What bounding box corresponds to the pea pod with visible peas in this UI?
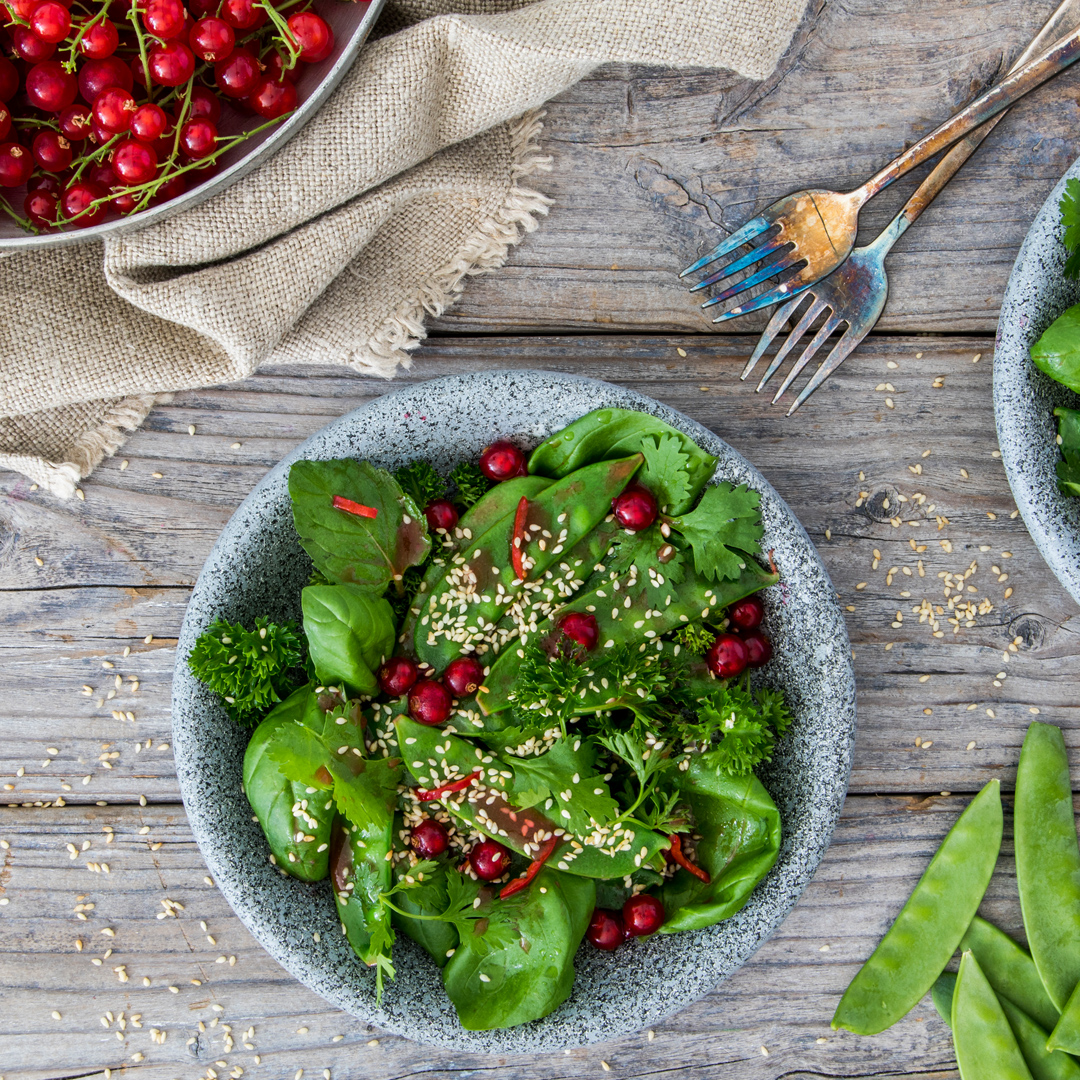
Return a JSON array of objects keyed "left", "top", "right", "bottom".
[
  {"left": 1015, "top": 723, "right": 1080, "bottom": 1014},
  {"left": 831, "top": 780, "right": 1003, "bottom": 1035}
]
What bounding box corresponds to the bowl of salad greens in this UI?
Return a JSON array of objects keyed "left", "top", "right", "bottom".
[
  {"left": 995, "top": 158, "right": 1080, "bottom": 604},
  {"left": 172, "top": 371, "right": 856, "bottom": 1052}
]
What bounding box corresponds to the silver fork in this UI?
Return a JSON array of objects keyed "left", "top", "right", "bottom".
[
  {"left": 742, "top": 0, "right": 1080, "bottom": 415},
  {"left": 679, "top": 13, "right": 1080, "bottom": 326}
]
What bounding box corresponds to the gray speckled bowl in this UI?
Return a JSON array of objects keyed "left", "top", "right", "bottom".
[
  {"left": 995, "top": 156, "right": 1080, "bottom": 605},
  {"left": 172, "top": 372, "right": 856, "bottom": 1053}
]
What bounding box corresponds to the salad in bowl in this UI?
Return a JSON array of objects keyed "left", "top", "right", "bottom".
[{"left": 188, "top": 407, "right": 792, "bottom": 1031}]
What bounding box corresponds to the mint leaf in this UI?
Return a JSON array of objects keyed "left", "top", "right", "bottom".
[
  {"left": 289, "top": 459, "right": 431, "bottom": 593},
  {"left": 669, "top": 482, "right": 763, "bottom": 582},
  {"left": 640, "top": 433, "right": 692, "bottom": 516}
]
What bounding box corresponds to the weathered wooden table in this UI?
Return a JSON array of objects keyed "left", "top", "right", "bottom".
[{"left": 4, "top": 2, "right": 1080, "bottom": 1076}]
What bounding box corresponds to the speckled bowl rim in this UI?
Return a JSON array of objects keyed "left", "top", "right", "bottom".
[
  {"left": 994, "top": 155, "right": 1080, "bottom": 605},
  {"left": 172, "top": 371, "right": 856, "bottom": 1053}
]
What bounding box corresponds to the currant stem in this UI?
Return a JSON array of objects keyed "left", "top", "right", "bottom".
[
  {"left": 0, "top": 194, "right": 35, "bottom": 231},
  {"left": 127, "top": 5, "right": 155, "bottom": 102},
  {"left": 62, "top": 0, "right": 111, "bottom": 74}
]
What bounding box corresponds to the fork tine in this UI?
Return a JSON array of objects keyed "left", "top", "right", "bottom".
[
  {"left": 753, "top": 296, "right": 825, "bottom": 391},
  {"left": 711, "top": 274, "right": 811, "bottom": 324},
  {"left": 741, "top": 293, "right": 805, "bottom": 381},
  {"left": 700, "top": 250, "right": 797, "bottom": 309},
  {"left": 680, "top": 215, "right": 771, "bottom": 278},
  {"left": 689, "top": 230, "right": 786, "bottom": 292},
  {"left": 786, "top": 323, "right": 868, "bottom": 415},
  {"left": 771, "top": 313, "right": 844, "bottom": 403}
]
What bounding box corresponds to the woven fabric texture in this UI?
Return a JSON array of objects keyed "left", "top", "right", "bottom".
[{"left": 0, "top": 0, "right": 806, "bottom": 495}]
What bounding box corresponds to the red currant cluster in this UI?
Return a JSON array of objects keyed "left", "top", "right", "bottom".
[{"left": 0, "top": 0, "right": 334, "bottom": 231}]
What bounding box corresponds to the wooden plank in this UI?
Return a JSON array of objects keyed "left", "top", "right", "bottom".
[
  {"left": 428, "top": 0, "right": 1080, "bottom": 336},
  {"left": 0, "top": 796, "right": 989, "bottom": 1080}
]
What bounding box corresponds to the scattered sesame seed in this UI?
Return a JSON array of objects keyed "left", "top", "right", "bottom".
[
  {"left": 601, "top": 1062, "right": 611, "bottom": 1072},
  {"left": 676, "top": 347, "right": 687, "bottom": 357},
  {"left": 188, "top": 424, "right": 196, "bottom": 436},
  {"left": 367, "top": 1039, "right": 380, "bottom": 1047}
]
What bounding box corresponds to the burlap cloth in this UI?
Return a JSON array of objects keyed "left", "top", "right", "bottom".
[{"left": 0, "top": 0, "right": 806, "bottom": 496}]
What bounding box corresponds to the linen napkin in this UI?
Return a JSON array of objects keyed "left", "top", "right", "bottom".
[{"left": 0, "top": 0, "right": 807, "bottom": 496}]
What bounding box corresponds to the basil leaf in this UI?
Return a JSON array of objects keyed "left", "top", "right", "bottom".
[
  {"left": 289, "top": 458, "right": 431, "bottom": 592},
  {"left": 1031, "top": 304, "right": 1080, "bottom": 394},
  {"left": 301, "top": 584, "right": 394, "bottom": 696}
]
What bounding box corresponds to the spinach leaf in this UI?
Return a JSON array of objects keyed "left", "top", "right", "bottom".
[
  {"left": 241, "top": 686, "right": 365, "bottom": 881},
  {"left": 595, "top": 868, "right": 664, "bottom": 910},
  {"left": 1031, "top": 304, "right": 1080, "bottom": 394},
  {"left": 1055, "top": 407, "right": 1080, "bottom": 497},
  {"left": 1060, "top": 177, "right": 1080, "bottom": 279},
  {"left": 301, "top": 584, "right": 395, "bottom": 696},
  {"left": 660, "top": 756, "right": 781, "bottom": 933},
  {"left": 442, "top": 867, "right": 595, "bottom": 1030},
  {"left": 289, "top": 458, "right": 431, "bottom": 593},
  {"left": 387, "top": 855, "right": 459, "bottom": 967}
]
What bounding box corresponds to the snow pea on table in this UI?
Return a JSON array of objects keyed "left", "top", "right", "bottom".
[
  {"left": 952, "top": 951, "right": 1035, "bottom": 1080},
  {"left": 831, "top": 780, "right": 1003, "bottom": 1035}
]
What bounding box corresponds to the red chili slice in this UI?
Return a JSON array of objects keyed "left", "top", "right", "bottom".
[
  {"left": 510, "top": 495, "right": 529, "bottom": 581},
  {"left": 500, "top": 833, "right": 559, "bottom": 899},
  {"left": 332, "top": 495, "right": 378, "bottom": 519},
  {"left": 414, "top": 770, "right": 481, "bottom": 802},
  {"left": 668, "top": 833, "right": 710, "bottom": 883}
]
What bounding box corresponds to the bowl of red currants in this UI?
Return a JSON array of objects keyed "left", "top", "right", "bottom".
[{"left": 0, "top": 0, "right": 385, "bottom": 247}]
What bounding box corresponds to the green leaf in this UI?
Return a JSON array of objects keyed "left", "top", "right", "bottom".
[
  {"left": 265, "top": 720, "right": 334, "bottom": 787},
  {"left": 1062, "top": 177, "right": 1080, "bottom": 256},
  {"left": 188, "top": 617, "right": 305, "bottom": 726},
  {"left": 670, "top": 623, "right": 715, "bottom": 656},
  {"left": 448, "top": 461, "right": 494, "bottom": 511},
  {"left": 288, "top": 458, "right": 431, "bottom": 593},
  {"left": 393, "top": 460, "right": 446, "bottom": 510},
  {"left": 669, "top": 482, "right": 764, "bottom": 582},
  {"left": 596, "top": 728, "right": 676, "bottom": 788},
  {"left": 1031, "top": 304, "right": 1080, "bottom": 395},
  {"left": 676, "top": 681, "right": 791, "bottom": 773},
  {"left": 1056, "top": 406, "right": 1080, "bottom": 454},
  {"left": 603, "top": 525, "right": 687, "bottom": 599},
  {"left": 330, "top": 756, "right": 401, "bottom": 833},
  {"left": 301, "top": 584, "right": 395, "bottom": 695},
  {"left": 640, "top": 433, "right": 692, "bottom": 516}
]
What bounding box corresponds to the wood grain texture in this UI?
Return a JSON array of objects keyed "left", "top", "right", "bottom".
[
  {"left": 0, "top": 796, "right": 1011, "bottom": 1080},
  {"left": 429, "top": 0, "right": 1080, "bottom": 336}
]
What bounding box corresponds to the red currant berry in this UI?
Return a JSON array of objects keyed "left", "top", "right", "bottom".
[
  {"left": 410, "top": 818, "right": 449, "bottom": 859},
  {"left": 3, "top": 0, "right": 36, "bottom": 18},
  {"left": 131, "top": 55, "right": 149, "bottom": 88},
  {"left": 559, "top": 611, "right": 598, "bottom": 651},
  {"left": 88, "top": 161, "right": 116, "bottom": 188},
  {"left": 0, "top": 102, "right": 9, "bottom": 142},
  {"left": 57, "top": 103, "right": 92, "bottom": 141},
  {"left": 220, "top": 0, "right": 264, "bottom": 30},
  {"left": 13, "top": 25, "right": 56, "bottom": 62},
  {"left": 0, "top": 142, "right": 32, "bottom": 187},
  {"left": 30, "top": 0, "right": 70, "bottom": 43},
  {"left": 93, "top": 86, "right": 135, "bottom": 133},
  {"left": 129, "top": 102, "right": 167, "bottom": 142},
  {"left": 61, "top": 179, "right": 106, "bottom": 226},
  {"left": 623, "top": 894, "right": 664, "bottom": 936},
  {"left": 189, "top": 16, "right": 234, "bottom": 62},
  {"left": 182, "top": 83, "right": 221, "bottom": 122},
  {"left": 28, "top": 173, "right": 60, "bottom": 195},
  {"left": 478, "top": 440, "right": 527, "bottom": 481},
  {"left": 408, "top": 678, "right": 452, "bottom": 726},
  {"left": 79, "top": 19, "right": 119, "bottom": 59},
  {"left": 424, "top": 498, "right": 458, "bottom": 533},
  {"left": 612, "top": 485, "right": 658, "bottom": 531},
  {"left": 740, "top": 631, "right": 772, "bottom": 668},
  {"left": 468, "top": 838, "right": 511, "bottom": 881},
  {"left": 178, "top": 117, "right": 216, "bottom": 159},
  {"left": 25, "top": 61, "right": 76, "bottom": 111},
  {"left": 111, "top": 137, "right": 157, "bottom": 184},
  {"left": 263, "top": 49, "right": 300, "bottom": 83},
  {"left": 148, "top": 40, "right": 194, "bottom": 86},
  {"left": 79, "top": 57, "right": 132, "bottom": 104},
  {"left": 287, "top": 11, "right": 333, "bottom": 62},
  {"left": 32, "top": 129, "right": 72, "bottom": 171},
  {"left": 586, "top": 908, "right": 625, "bottom": 951},
  {"left": 442, "top": 656, "right": 484, "bottom": 698},
  {"left": 214, "top": 46, "right": 259, "bottom": 98},
  {"left": 705, "top": 633, "right": 748, "bottom": 679},
  {"left": 247, "top": 75, "right": 296, "bottom": 120},
  {"left": 150, "top": 171, "right": 185, "bottom": 204},
  {"left": 143, "top": 0, "right": 185, "bottom": 39},
  {"left": 188, "top": 0, "right": 214, "bottom": 16},
  {"left": 728, "top": 594, "right": 764, "bottom": 632},
  {"left": 89, "top": 121, "right": 113, "bottom": 145},
  {"left": 24, "top": 187, "right": 57, "bottom": 226},
  {"left": 0, "top": 57, "right": 18, "bottom": 101},
  {"left": 377, "top": 656, "right": 418, "bottom": 698},
  {"left": 111, "top": 190, "right": 137, "bottom": 213}
]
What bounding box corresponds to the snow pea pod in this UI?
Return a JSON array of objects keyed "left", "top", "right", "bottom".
[
  {"left": 961, "top": 915, "right": 1060, "bottom": 1032},
  {"left": 953, "top": 951, "right": 1035, "bottom": 1080},
  {"left": 1015, "top": 722, "right": 1080, "bottom": 1012},
  {"left": 831, "top": 780, "right": 1003, "bottom": 1035}
]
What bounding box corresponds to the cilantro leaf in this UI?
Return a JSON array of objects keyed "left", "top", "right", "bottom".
[
  {"left": 288, "top": 458, "right": 431, "bottom": 594},
  {"left": 188, "top": 617, "right": 306, "bottom": 726},
  {"left": 596, "top": 729, "right": 676, "bottom": 788},
  {"left": 1062, "top": 177, "right": 1080, "bottom": 277},
  {"left": 330, "top": 757, "right": 401, "bottom": 833},
  {"left": 669, "top": 482, "right": 764, "bottom": 582},
  {"left": 264, "top": 720, "right": 334, "bottom": 787},
  {"left": 640, "top": 433, "right": 692, "bottom": 516},
  {"left": 393, "top": 460, "right": 446, "bottom": 509},
  {"left": 603, "top": 525, "right": 687, "bottom": 598}
]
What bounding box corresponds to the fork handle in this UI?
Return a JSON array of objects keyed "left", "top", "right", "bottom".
[
  {"left": 860, "top": 22, "right": 1080, "bottom": 202},
  {"left": 878, "top": 0, "right": 1080, "bottom": 241}
]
